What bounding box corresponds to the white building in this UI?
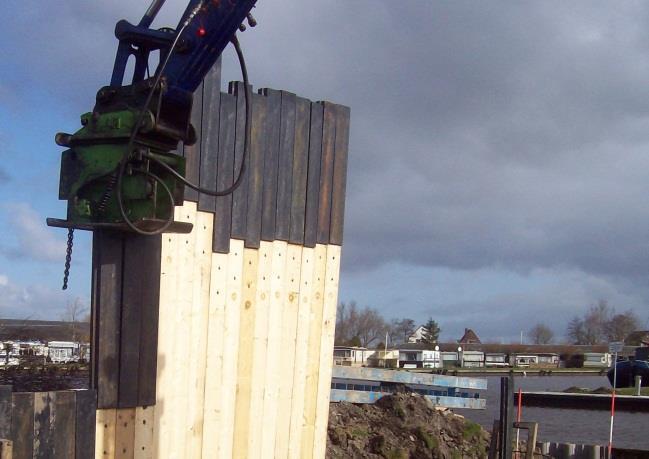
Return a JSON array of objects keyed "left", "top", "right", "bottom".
[
  {"left": 582, "top": 352, "right": 612, "bottom": 368},
  {"left": 484, "top": 353, "right": 508, "bottom": 367},
  {"left": 333, "top": 346, "right": 373, "bottom": 367},
  {"left": 47, "top": 341, "right": 79, "bottom": 364},
  {"left": 407, "top": 326, "right": 428, "bottom": 343},
  {"left": 422, "top": 349, "right": 442, "bottom": 369},
  {"left": 461, "top": 350, "right": 484, "bottom": 368}
]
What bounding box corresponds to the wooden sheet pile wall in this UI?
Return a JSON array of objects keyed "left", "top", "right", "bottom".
[
  {"left": 0, "top": 386, "right": 96, "bottom": 458},
  {"left": 93, "top": 65, "right": 350, "bottom": 459},
  {"left": 149, "top": 76, "right": 349, "bottom": 458},
  {"left": 183, "top": 76, "right": 350, "bottom": 251}
]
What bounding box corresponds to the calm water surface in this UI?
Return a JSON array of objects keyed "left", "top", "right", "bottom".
[{"left": 456, "top": 375, "right": 649, "bottom": 450}]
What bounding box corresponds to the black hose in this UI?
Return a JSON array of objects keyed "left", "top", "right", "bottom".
[
  {"left": 146, "top": 34, "right": 250, "bottom": 197},
  {"left": 112, "top": 11, "right": 250, "bottom": 234}
]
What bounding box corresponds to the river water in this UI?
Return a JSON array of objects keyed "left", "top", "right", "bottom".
[{"left": 455, "top": 375, "right": 649, "bottom": 450}]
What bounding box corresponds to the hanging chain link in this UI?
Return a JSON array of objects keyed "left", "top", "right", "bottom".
[{"left": 62, "top": 228, "right": 74, "bottom": 290}]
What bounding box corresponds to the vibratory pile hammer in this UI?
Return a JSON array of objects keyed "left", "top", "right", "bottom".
[{"left": 47, "top": 0, "right": 258, "bottom": 287}]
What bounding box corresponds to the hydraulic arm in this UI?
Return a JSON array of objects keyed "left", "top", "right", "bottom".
[
  {"left": 47, "top": 0, "right": 257, "bottom": 236},
  {"left": 47, "top": 0, "right": 257, "bottom": 288}
]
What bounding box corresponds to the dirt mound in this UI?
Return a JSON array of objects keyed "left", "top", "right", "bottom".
[{"left": 327, "top": 393, "right": 490, "bottom": 459}]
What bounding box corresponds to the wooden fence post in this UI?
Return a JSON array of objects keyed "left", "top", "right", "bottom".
[{"left": 498, "top": 376, "right": 514, "bottom": 459}]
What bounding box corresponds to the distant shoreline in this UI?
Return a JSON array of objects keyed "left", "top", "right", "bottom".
[{"left": 408, "top": 367, "right": 608, "bottom": 377}]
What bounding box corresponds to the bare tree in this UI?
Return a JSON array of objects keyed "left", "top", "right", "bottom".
[
  {"left": 335, "top": 301, "right": 357, "bottom": 345},
  {"left": 567, "top": 317, "right": 586, "bottom": 345},
  {"left": 583, "top": 300, "right": 612, "bottom": 343},
  {"left": 605, "top": 311, "right": 640, "bottom": 342},
  {"left": 390, "top": 318, "right": 416, "bottom": 344},
  {"left": 60, "top": 298, "right": 89, "bottom": 343},
  {"left": 529, "top": 323, "right": 554, "bottom": 344},
  {"left": 567, "top": 300, "right": 639, "bottom": 344},
  {"left": 335, "top": 301, "right": 388, "bottom": 347},
  {"left": 356, "top": 309, "right": 388, "bottom": 348}
]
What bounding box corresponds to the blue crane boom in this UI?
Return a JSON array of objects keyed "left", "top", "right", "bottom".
[{"left": 110, "top": 0, "right": 257, "bottom": 91}]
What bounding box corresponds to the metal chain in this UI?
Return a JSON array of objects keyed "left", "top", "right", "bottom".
[{"left": 62, "top": 228, "right": 74, "bottom": 290}]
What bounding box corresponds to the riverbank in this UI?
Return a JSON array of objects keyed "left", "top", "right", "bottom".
[
  {"left": 411, "top": 367, "right": 608, "bottom": 377},
  {"left": 564, "top": 385, "right": 649, "bottom": 396},
  {"left": 0, "top": 364, "right": 89, "bottom": 391}
]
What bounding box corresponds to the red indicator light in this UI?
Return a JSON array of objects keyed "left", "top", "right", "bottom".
[{"left": 197, "top": 27, "right": 207, "bottom": 37}]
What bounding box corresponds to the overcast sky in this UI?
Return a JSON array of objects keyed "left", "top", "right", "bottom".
[{"left": 1, "top": 1, "right": 648, "bottom": 341}]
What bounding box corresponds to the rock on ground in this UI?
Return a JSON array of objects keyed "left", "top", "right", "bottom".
[{"left": 326, "top": 393, "right": 490, "bottom": 459}]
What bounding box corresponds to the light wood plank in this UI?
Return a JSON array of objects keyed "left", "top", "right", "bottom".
[
  {"left": 260, "top": 240, "right": 288, "bottom": 455},
  {"left": 169, "top": 203, "right": 198, "bottom": 458},
  {"left": 288, "top": 247, "right": 315, "bottom": 458},
  {"left": 115, "top": 408, "right": 136, "bottom": 459},
  {"left": 232, "top": 248, "right": 260, "bottom": 457},
  {"left": 300, "top": 244, "right": 328, "bottom": 456},
  {"left": 201, "top": 251, "right": 229, "bottom": 457},
  {"left": 274, "top": 244, "right": 303, "bottom": 458},
  {"left": 312, "top": 245, "right": 341, "bottom": 459},
  {"left": 95, "top": 409, "right": 117, "bottom": 458},
  {"left": 218, "top": 239, "right": 244, "bottom": 459},
  {"left": 0, "top": 439, "right": 12, "bottom": 459},
  {"left": 246, "top": 241, "right": 273, "bottom": 458},
  {"left": 185, "top": 211, "right": 214, "bottom": 458},
  {"left": 134, "top": 406, "right": 154, "bottom": 459},
  {"left": 153, "top": 205, "right": 186, "bottom": 457}
]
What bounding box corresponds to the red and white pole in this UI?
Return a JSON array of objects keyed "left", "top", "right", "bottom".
[{"left": 515, "top": 388, "right": 522, "bottom": 458}]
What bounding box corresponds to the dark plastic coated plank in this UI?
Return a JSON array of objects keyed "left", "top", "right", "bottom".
[
  {"left": 75, "top": 390, "right": 97, "bottom": 459},
  {"left": 33, "top": 392, "right": 53, "bottom": 458},
  {"left": 198, "top": 60, "right": 222, "bottom": 212},
  {"left": 135, "top": 235, "right": 162, "bottom": 406},
  {"left": 120, "top": 235, "right": 162, "bottom": 407},
  {"left": 329, "top": 104, "right": 350, "bottom": 245},
  {"left": 92, "top": 231, "right": 123, "bottom": 409},
  {"left": 52, "top": 391, "right": 76, "bottom": 458},
  {"left": 0, "top": 386, "right": 11, "bottom": 439},
  {"left": 288, "top": 97, "right": 311, "bottom": 244},
  {"left": 316, "top": 102, "right": 336, "bottom": 244},
  {"left": 230, "top": 81, "right": 249, "bottom": 240},
  {"left": 118, "top": 237, "right": 141, "bottom": 408},
  {"left": 244, "top": 92, "right": 267, "bottom": 249},
  {"left": 259, "top": 88, "right": 281, "bottom": 242},
  {"left": 213, "top": 93, "right": 237, "bottom": 253},
  {"left": 11, "top": 392, "right": 34, "bottom": 459},
  {"left": 275, "top": 91, "right": 296, "bottom": 241},
  {"left": 184, "top": 79, "right": 203, "bottom": 202},
  {"left": 90, "top": 236, "right": 99, "bottom": 400},
  {"left": 304, "top": 102, "right": 324, "bottom": 248}
]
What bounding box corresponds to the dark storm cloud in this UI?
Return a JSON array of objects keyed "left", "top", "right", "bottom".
[{"left": 4, "top": 1, "right": 649, "bottom": 285}]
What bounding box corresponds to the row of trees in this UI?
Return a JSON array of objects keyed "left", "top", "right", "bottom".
[
  {"left": 527, "top": 300, "right": 641, "bottom": 345},
  {"left": 336, "top": 299, "right": 642, "bottom": 348},
  {"left": 335, "top": 301, "right": 440, "bottom": 348},
  {"left": 566, "top": 300, "right": 640, "bottom": 345}
]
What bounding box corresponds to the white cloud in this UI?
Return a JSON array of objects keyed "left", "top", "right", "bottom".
[
  {"left": 2, "top": 203, "right": 65, "bottom": 263},
  {"left": 0, "top": 273, "right": 76, "bottom": 320}
]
